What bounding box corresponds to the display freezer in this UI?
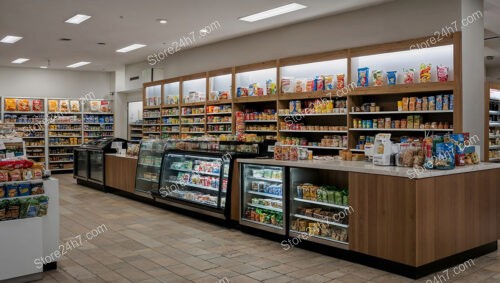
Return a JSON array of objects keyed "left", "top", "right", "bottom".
[
  {"left": 288, "top": 167, "right": 349, "bottom": 249},
  {"left": 239, "top": 163, "right": 286, "bottom": 235},
  {"left": 156, "top": 150, "right": 233, "bottom": 219},
  {"left": 134, "top": 140, "right": 166, "bottom": 195}
]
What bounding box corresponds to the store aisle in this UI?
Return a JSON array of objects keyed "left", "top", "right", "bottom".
[{"left": 39, "top": 175, "right": 500, "bottom": 283}]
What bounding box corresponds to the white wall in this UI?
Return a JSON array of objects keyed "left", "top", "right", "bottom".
[
  {"left": 0, "top": 67, "right": 112, "bottom": 99},
  {"left": 150, "top": 0, "right": 460, "bottom": 78}
]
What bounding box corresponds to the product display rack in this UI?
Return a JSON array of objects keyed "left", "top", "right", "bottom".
[
  {"left": 180, "top": 73, "right": 207, "bottom": 139},
  {"left": 1, "top": 97, "right": 114, "bottom": 170},
  {"left": 162, "top": 78, "right": 181, "bottom": 139},
  {"left": 143, "top": 33, "right": 462, "bottom": 155},
  {"left": 207, "top": 68, "right": 234, "bottom": 135},
  {"left": 129, "top": 122, "right": 143, "bottom": 141},
  {"left": 487, "top": 83, "right": 500, "bottom": 162},
  {"left": 82, "top": 99, "right": 114, "bottom": 144}
]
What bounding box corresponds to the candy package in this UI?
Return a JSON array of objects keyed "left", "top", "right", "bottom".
[
  {"left": 437, "top": 65, "right": 449, "bottom": 82},
  {"left": 100, "top": 100, "right": 109, "bottom": 112},
  {"left": 436, "top": 95, "right": 443, "bottom": 110},
  {"left": 59, "top": 100, "right": 69, "bottom": 112},
  {"left": 90, "top": 101, "right": 100, "bottom": 112},
  {"left": 17, "top": 99, "right": 29, "bottom": 111},
  {"left": 403, "top": 68, "right": 415, "bottom": 84},
  {"left": 372, "top": 70, "right": 384, "bottom": 86},
  {"left": 5, "top": 98, "right": 17, "bottom": 111},
  {"left": 295, "top": 78, "right": 306, "bottom": 93},
  {"left": 419, "top": 63, "right": 432, "bottom": 83},
  {"left": 357, "top": 67, "right": 369, "bottom": 87},
  {"left": 48, "top": 99, "right": 58, "bottom": 112},
  {"left": 387, "top": 71, "right": 397, "bottom": 85},
  {"left": 324, "top": 75, "right": 334, "bottom": 90},
  {"left": 70, "top": 100, "right": 80, "bottom": 112},
  {"left": 281, "top": 77, "right": 293, "bottom": 93},
  {"left": 32, "top": 99, "right": 43, "bottom": 112},
  {"left": 336, "top": 74, "right": 345, "bottom": 89}
]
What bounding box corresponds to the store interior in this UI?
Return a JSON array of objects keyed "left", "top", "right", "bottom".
[{"left": 1, "top": 0, "right": 500, "bottom": 282}]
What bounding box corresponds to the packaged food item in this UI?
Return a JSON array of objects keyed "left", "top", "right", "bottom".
[
  {"left": 9, "top": 169, "right": 22, "bottom": 181},
  {"left": 372, "top": 70, "right": 384, "bottom": 86},
  {"left": 295, "top": 78, "right": 306, "bottom": 93},
  {"left": 409, "top": 97, "right": 416, "bottom": 111},
  {"left": 69, "top": 100, "right": 80, "bottom": 112},
  {"left": 434, "top": 142, "right": 455, "bottom": 170},
  {"left": 436, "top": 95, "right": 443, "bottom": 110},
  {"left": 443, "top": 95, "right": 449, "bottom": 110},
  {"left": 428, "top": 96, "right": 436, "bottom": 110},
  {"left": 18, "top": 183, "right": 30, "bottom": 196},
  {"left": 22, "top": 168, "right": 33, "bottom": 180},
  {"left": 451, "top": 134, "right": 465, "bottom": 166},
  {"left": 416, "top": 98, "right": 422, "bottom": 111},
  {"left": 26, "top": 198, "right": 39, "bottom": 218},
  {"left": 274, "top": 144, "right": 282, "bottom": 160},
  {"left": 0, "top": 185, "right": 4, "bottom": 198},
  {"left": 422, "top": 97, "right": 428, "bottom": 111},
  {"left": 59, "top": 100, "right": 69, "bottom": 112},
  {"left": 30, "top": 182, "right": 44, "bottom": 195},
  {"left": 19, "top": 199, "right": 29, "bottom": 219},
  {"left": 32, "top": 168, "right": 43, "bottom": 180},
  {"left": 336, "top": 74, "right": 345, "bottom": 89},
  {"left": 16, "top": 99, "right": 29, "bottom": 111},
  {"left": 90, "top": 100, "right": 100, "bottom": 112},
  {"left": 32, "top": 99, "right": 43, "bottom": 112},
  {"left": 402, "top": 97, "right": 409, "bottom": 111},
  {"left": 6, "top": 184, "right": 18, "bottom": 198},
  {"left": 419, "top": 63, "right": 432, "bottom": 83},
  {"left": 100, "top": 100, "right": 109, "bottom": 112},
  {"left": 290, "top": 146, "right": 298, "bottom": 161},
  {"left": 0, "top": 170, "right": 9, "bottom": 182},
  {"left": 414, "top": 115, "right": 421, "bottom": 129},
  {"left": 357, "top": 67, "right": 369, "bottom": 87},
  {"left": 403, "top": 68, "right": 415, "bottom": 84},
  {"left": 315, "top": 76, "right": 324, "bottom": 91},
  {"left": 266, "top": 80, "right": 276, "bottom": 95},
  {"left": 324, "top": 75, "right": 334, "bottom": 90},
  {"left": 48, "top": 99, "right": 58, "bottom": 112},
  {"left": 437, "top": 65, "right": 449, "bottom": 82},
  {"left": 449, "top": 94, "right": 454, "bottom": 110},
  {"left": 305, "top": 79, "right": 314, "bottom": 92},
  {"left": 281, "top": 77, "right": 293, "bottom": 93},
  {"left": 5, "top": 98, "right": 17, "bottom": 111},
  {"left": 397, "top": 101, "right": 403, "bottom": 111},
  {"left": 407, "top": 115, "right": 414, "bottom": 129},
  {"left": 6, "top": 199, "right": 20, "bottom": 219},
  {"left": 37, "top": 196, "right": 49, "bottom": 216},
  {"left": 387, "top": 71, "right": 397, "bottom": 85}
]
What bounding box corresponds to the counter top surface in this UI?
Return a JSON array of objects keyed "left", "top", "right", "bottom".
[
  {"left": 236, "top": 158, "right": 500, "bottom": 179},
  {"left": 105, "top": 153, "right": 138, "bottom": 160}
]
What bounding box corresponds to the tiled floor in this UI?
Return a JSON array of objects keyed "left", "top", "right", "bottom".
[{"left": 39, "top": 174, "right": 500, "bottom": 282}]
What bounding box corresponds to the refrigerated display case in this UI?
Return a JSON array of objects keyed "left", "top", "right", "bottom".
[
  {"left": 240, "top": 163, "right": 286, "bottom": 235},
  {"left": 135, "top": 140, "right": 166, "bottom": 195},
  {"left": 156, "top": 150, "right": 232, "bottom": 219},
  {"left": 288, "top": 167, "right": 349, "bottom": 249}
]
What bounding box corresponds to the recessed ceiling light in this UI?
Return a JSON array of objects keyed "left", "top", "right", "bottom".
[
  {"left": 40, "top": 66, "right": 48, "bottom": 69},
  {"left": 67, "top": 61, "right": 91, "bottom": 68},
  {"left": 65, "top": 14, "right": 91, "bottom": 24},
  {"left": 1, "top": 35, "right": 23, "bottom": 44},
  {"left": 97, "top": 42, "right": 106, "bottom": 45},
  {"left": 59, "top": 38, "right": 72, "bottom": 41},
  {"left": 11, "top": 58, "right": 29, "bottom": 64},
  {"left": 116, "top": 44, "right": 146, "bottom": 53},
  {"left": 238, "top": 3, "right": 307, "bottom": 22},
  {"left": 200, "top": 28, "right": 208, "bottom": 33},
  {"left": 157, "top": 19, "right": 167, "bottom": 24}
]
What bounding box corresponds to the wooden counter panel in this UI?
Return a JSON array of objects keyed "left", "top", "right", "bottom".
[
  {"left": 416, "top": 170, "right": 498, "bottom": 266},
  {"left": 105, "top": 155, "right": 137, "bottom": 193},
  {"left": 349, "top": 172, "right": 417, "bottom": 266}
]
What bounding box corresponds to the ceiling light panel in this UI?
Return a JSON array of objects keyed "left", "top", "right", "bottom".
[
  {"left": 239, "top": 3, "right": 307, "bottom": 22},
  {"left": 67, "top": 61, "right": 90, "bottom": 68},
  {"left": 65, "top": 14, "right": 91, "bottom": 24},
  {"left": 11, "top": 58, "right": 29, "bottom": 64},
  {"left": 1, "top": 35, "right": 23, "bottom": 44},
  {"left": 116, "top": 44, "right": 146, "bottom": 53}
]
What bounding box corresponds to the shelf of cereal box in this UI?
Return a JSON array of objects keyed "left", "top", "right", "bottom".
[{"left": 278, "top": 91, "right": 341, "bottom": 100}]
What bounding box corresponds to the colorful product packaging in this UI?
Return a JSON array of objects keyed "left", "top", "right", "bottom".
[
  {"left": 419, "top": 63, "right": 432, "bottom": 83},
  {"left": 437, "top": 65, "right": 449, "bottom": 82},
  {"left": 357, "top": 67, "right": 369, "bottom": 87},
  {"left": 315, "top": 76, "right": 324, "bottom": 91},
  {"left": 387, "top": 71, "right": 397, "bottom": 85},
  {"left": 443, "top": 95, "right": 449, "bottom": 110},
  {"left": 436, "top": 95, "right": 443, "bottom": 110},
  {"left": 403, "top": 68, "right": 415, "bottom": 84},
  {"left": 324, "top": 75, "right": 334, "bottom": 90},
  {"left": 372, "top": 70, "right": 384, "bottom": 86}
]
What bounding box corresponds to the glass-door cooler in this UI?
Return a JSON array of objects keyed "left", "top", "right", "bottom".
[
  {"left": 157, "top": 150, "right": 232, "bottom": 219},
  {"left": 135, "top": 140, "right": 166, "bottom": 196},
  {"left": 240, "top": 163, "right": 286, "bottom": 235}
]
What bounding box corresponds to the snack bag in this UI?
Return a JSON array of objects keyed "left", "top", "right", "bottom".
[
  {"left": 0, "top": 170, "right": 9, "bottom": 182},
  {"left": 22, "top": 168, "right": 33, "bottom": 180},
  {"left": 305, "top": 79, "right": 314, "bottom": 92},
  {"left": 436, "top": 95, "right": 443, "bottom": 110},
  {"left": 17, "top": 99, "right": 29, "bottom": 111},
  {"left": 451, "top": 134, "right": 465, "bottom": 166},
  {"left": 6, "top": 185, "right": 18, "bottom": 198},
  {"left": 32, "top": 99, "right": 43, "bottom": 112},
  {"left": 295, "top": 78, "right": 306, "bottom": 93},
  {"left": 59, "top": 100, "right": 69, "bottom": 112},
  {"left": 387, "top": 71, "right": 397, "bottom": 85},
  {"left": 419, "top": 63, "right": 432, "bottom": 83},
  {"left": 90, "top": 100, "right": 100, "bottom": 112},
  {"left": 48, "top": 99, "right": 58, "bottom": 112},
  {"left": 407, "top": 115, "right": 414, "bottom": 129},
  {"left": 437, "top": 65, "right": 449, "bottom": 82},
  {"left": 37, "top": 196, "right": 49, "bottom": 217},
  {"left": 434, "top": 142, "right": 455, "bottom": 170},
  {"left": 336, "top": 74, "right": 345, "bottom": 89},
  {"left": 100, "top": 100, "right": 109, "bottom": 112},
  {"left": 372, "top": 70, "right": 384, "bottom": 86},
  {"left": 18, "top": 183, "right": 30, "bottom": 196},
  {"left": 5, "top": 98, "right": 17, "bottom": 111},
  {"left": 6, "top": 199, "right": 20, "bottom": 219},
  {"left": 357, "top": 67, "right": 369, "bottom": 87},
  {"left": 30, "top": 182, "right": 44, "bottom": 195},
  {"left": 70, "top": 100, "right": 80, "bottom": 112},
  {"left": 403, "top": 68, "right": 415, "bottom": 84},
  {"left": 324, "top": 75, "right": 334, "bottom": 90},
  {"left": 281, "top": 77, "right": 293, "bottom": 93},
  {"left": 9, "top": 169, "right": 22, "bottom": 181},
  {"left": 26, "top": 198, "right": 39, "bottom": 218},
  {"left": 19, "top": 199, "right": 29, "bottom": 219}
]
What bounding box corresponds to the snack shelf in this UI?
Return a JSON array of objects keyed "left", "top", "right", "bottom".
[
  {"left": 51, "top": 123, "right": 82, "bottom": 125},
  {"left": 144, "top": 105, "right": 161, "bottom": 109},
  {"left": 49, "top": 160, "right": 73, "bottom": 163},
  {"left": 207, "top": 122, "right": 232, "bottom": 125},
  {"left": 206, "top": 100, "right": 232, "bottom": 106},
  {"left": 84, "top": 123, "right": 114, "bottom": 125},
  {"left": 490, "top": 110, "right": 500, "bottom": 115},
  {"left": 350, "top": 149, "right": 365, "bottom": 152},
  {"left": 294, "top": 198, "right": 349, "bottom": 210},
  {"left": 49, "top": 130, "right": 81, "bottom": 132},
  {"left": 248, "top": 191, "right": 282, "bottom": 199},
  {"left": 278, "top": 91, "right": 338, "bottom": 100},
  {"left": 279, "top": 130, "right": 348, "bottom": 133},
  {"left": 2, "top": 193, "right": 47, "bottom": 201},
  {"left": 181, "top": 113, "right": 206, "bottom": 117},
  {"left": 244, "top": 120, "right": 277, "bottom": 123},
  {"left": 162, "top": 131, "right": 180, "bottom": 133},
  {"left": 167, "top": 180, "right": 219, "bottom": 192},
  {"left": 181, "top": 131, "right": 205, "bottom": 134},
  {"left": 350, "top": 110, "right": 454, "bottom": 115},
  {"left": 289, "top": 230, "right": 348, "bottom": 248},
  {"left": 49, "top": 144, "right": 80, "bottom": 147},
  {"left": 48, "top": 112, "right": 82, "bottom": 114},
  {"left": 162, "top": 104, "right": 179, "bottom": 108},
  {"left": 206, "top": 112, "right": 232, "bottom": 115},
  {"left": 181, "top": 123, "right": 204, "bottom": 125},
  {"left": 490, "top": 145, "right": 500, "bottom": 150},
  {"left": 1, "top": 179, "right": 44, "bottom": 186},
  {"left": 143, "top": 131, "right": 161, "bottom": 134},
  {"left": 142, "top": 123, "right": 161, "bottom": 126},
  {"left": 4, "top": 111, "right": 45, "bottom": 114},
  {"left": 168, "top": 167, "right": 221, "bottom": 176},
  {"left": 83, "top": 130, "right": 114, "bottom": 132},
  {"left": 247, "top": 203, "right": 282, "bottom": 212},
  {"left": 490, "top": 122, "right": 500, "bottom": 127},
  {"left": 26, "top": 146, "right": 45, "bottom": 148},
  {"left": 278, "top": 113, "right": 347, "bottom": 117},
  {"left": 245, "top": 130, "right": 277, "bottom": 133},
  {"left": 349, "top": 128, "right": 453, "bottom": 132},
  {"left": 248, "top": 176, "right": 282, "bottom": 183},
  {"left": 293, "top": 213, "right": 348, "bottom": 228},
  {"left": 241, "top": 218, "right": 283, "bottom": 230},
  {"left": 207, "top": 131, "right": 232, "bottom": 134},
  {"left": 233, "top": 96, "right": 277, "bottom": 103},
  {"left": 349, "top": 81, "right": 454, "bottom": 96},
  {"left": 181, "top": 102, "right": 206, "bottom": 107},
  {"left": 83, "top": 112, "right": 114, "bottom": 115},
  {"left": 162, "top": 114, "right": 180, "bottom": 117}
]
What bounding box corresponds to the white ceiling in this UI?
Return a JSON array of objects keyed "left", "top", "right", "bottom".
[
  {"left": 0, "top": 0, "right": 391, "bottom": 71},
  {"left": 485, "top": 0, "right": 500, "bottom": 67}
]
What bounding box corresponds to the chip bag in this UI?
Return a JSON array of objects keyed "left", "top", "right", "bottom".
[
  {"left": 419, "top": 63, "right": 432, "bottom": 83},
  {"left": 336, "top": 74, "right": 345, "bottom": 89},
  {"left": 403, "top": 68, "right": 415, "bottom": 84},
  {"left": 437, "top": 65, "right": 449, "bottom": 82},
  {"left": 5, "top": 98, "right": 17, "bottom": 111},
  {"left": 372, "top": 70, "right": 384, "bottom": 86},
  {"left": 357, "top": 67, "right": 369, "bottom": 87},
  {"left": 48, "top": 100, "right": 59, "bottom": 112},
  {"left": 387, "top": 71, "right": 397, "bottom": 85}
]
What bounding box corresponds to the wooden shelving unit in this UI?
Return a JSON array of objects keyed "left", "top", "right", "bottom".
[{"left": 486, "top": 83, "right": 500, "bottom": 162}]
